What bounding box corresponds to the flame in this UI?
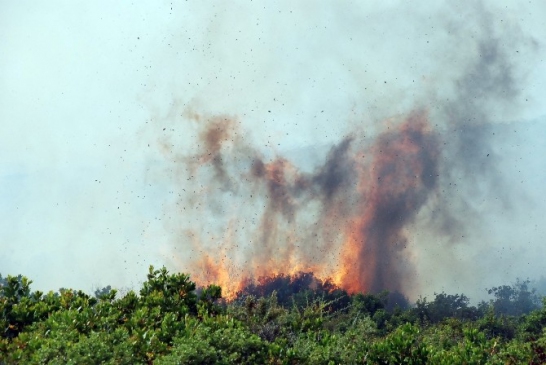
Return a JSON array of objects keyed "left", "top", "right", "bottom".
[
  {"left": 339, "top": 112, "right": 438, "bottom": 294},
  {"left": 170, "top": 110, "right": 439, "bottom": 299}
]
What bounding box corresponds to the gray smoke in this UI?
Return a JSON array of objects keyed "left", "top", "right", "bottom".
[{"left": 148, "top": 0, "right": 546, "bottom": 301}]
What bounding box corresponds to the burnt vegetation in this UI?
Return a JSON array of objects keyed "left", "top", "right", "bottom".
[{"left": 1, "top": 269, "right": 546, "bottom": 364}]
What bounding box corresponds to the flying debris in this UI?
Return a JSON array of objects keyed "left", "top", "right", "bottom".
[{"left": 165, "top": 110, "right": 438, "bottom": 299}]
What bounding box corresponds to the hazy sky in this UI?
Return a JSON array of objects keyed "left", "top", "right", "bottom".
[{"left": 1, "top": 1, "right": 546, "bottom": 299}]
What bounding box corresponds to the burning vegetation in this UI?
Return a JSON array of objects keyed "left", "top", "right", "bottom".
[
  {"left": 155, "top": 3, "right": 538, "bottom": 301},
  {"left": 168, "top": 110, "right": 440, "bottom": 299}
]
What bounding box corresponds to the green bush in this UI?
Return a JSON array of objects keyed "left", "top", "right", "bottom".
[{"left": 1, "top": 267, "right": 544, "bottom": 364}]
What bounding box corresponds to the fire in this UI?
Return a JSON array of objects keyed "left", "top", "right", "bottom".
[
  {"left": 339, "top": 112, "right": 439, "bottom": 294},
  {"left": 170, "top": 110, "right": 439, "bottom": 300}
]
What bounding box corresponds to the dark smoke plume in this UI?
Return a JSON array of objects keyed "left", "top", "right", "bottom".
[{"left": 429, "top": 4, "right": 537, "bottom": 238}]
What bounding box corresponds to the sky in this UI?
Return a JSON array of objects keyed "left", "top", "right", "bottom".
[{"left": 1, "top": 0, "right": 546, "bottom": 300}]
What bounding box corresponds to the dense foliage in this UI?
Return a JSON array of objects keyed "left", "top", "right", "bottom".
[{"left": 1, "top": 268, "right": 545, "bottom": 364}]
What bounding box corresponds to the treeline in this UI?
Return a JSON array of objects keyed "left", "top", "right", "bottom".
[{"left": 1, "top": 268, "right": 546, "bottom": 364}]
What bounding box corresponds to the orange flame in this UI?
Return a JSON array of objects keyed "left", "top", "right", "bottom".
[{"left": 171, "top": 110, "right": 439, "bottom": 299}]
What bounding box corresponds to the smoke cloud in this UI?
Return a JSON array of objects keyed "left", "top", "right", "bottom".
[
  {"left": 149, "top": 0, "right": 546, "bottom": 301},
  {"left": 4, "top": 0, "right": 544, "bottom": 299}
]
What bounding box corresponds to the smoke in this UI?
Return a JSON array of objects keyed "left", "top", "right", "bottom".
[
  {"left": 425, "top": 3, "right": 539, "bottom": 240},
  {"left": 340, "top": 112, "right": 439, "bottom": 294},
  {"left": 147, "top": 0, "right": 544, "bottom": 300},
  {"left": 2, "top": 1, "right": 545, "bottom": 300},
  {"left": 154, "top": 109, "right": 436, "bottom": 297}
]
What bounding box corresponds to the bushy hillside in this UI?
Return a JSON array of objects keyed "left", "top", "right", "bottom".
[{"left": 1, "top": 267, "right": 546, "bottom": 364}]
